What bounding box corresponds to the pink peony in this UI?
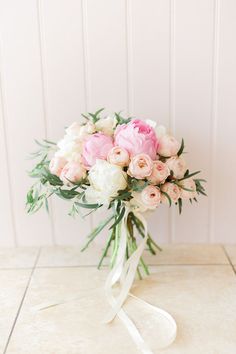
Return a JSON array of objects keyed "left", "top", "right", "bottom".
[
  {"left": 114, "top": 119, "right": 158, "bottom": 159},
  {"left": 128, "top": 153, "right": 153, "bottom": 179},
  {"left": 107, "top": 146, "right": 130, "bottom": 167},
  {"left": 82, "top": 133, "right": 114, "bottom": 168},
  {"left": 49, "top": 156, "right": 67, "bottom": 177},
  {"left": 60, "top": 161, "right": 87, "bottom": 186},
  {"left": 147, "top": 160, "right": 170, "bottom": 185}
]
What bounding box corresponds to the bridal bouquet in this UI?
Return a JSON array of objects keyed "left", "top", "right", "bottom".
[{"left": 26, "top": 109, "right": 206, "bottom": 352}]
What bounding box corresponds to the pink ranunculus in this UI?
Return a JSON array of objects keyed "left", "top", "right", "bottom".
[
  {"left": 128, "top": 153, "right": 153, "bottom": 179},
  {"left": 157, "top": 134, "right": 180, "bottom": 157},
  {"left": 107, "top": 146, "right": 130, "bottom": 167},
  {"left": 147, "top": 160, "right": 170, "bottom": 185},
  {"left": 82, "top": 133, "right": 114, "bottom": 168},
  {"left": 179, "top": 178, "right": 197, "bottom": 200},
  {"left": 141, "top": 185, "right": 161, "bottom": 208},
  {"left": 166, "top": 156, "right": 187, "bottom": 179},
  {"left": 49, "top": 156, "right": 67, "bottom": 177},
  {"left": 60, "top": 161, "right": 87, "bottom": 186},
  {"left": 114, "top": 119, "right": 159, "bottom": 159},
  {"left": 161, "top": 182, "right": 181, "bottom": 203}
]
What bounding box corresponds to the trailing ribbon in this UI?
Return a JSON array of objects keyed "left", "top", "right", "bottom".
[
  {"left": 103, "top": 207, "right": 177, "bottom": 354},
  {"left": 33, "top": 207, "right": 177, "bottom": 354}
]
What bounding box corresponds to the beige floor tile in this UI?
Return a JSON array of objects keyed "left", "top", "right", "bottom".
[
  {"left": 6, "top": 265, "right": 236, "bottom": 354},
  {"left": 38, "top": 244, "right": 228, "bottom": 268},
  {"left": 224, "top": 245, "right": 236, "bottom": 265},
  {"left": 37, "top": 244, "right": 109, "bottom": 267},
  {"left": 144, "top": 244, "right": 229, "bottom": 265},
  {"left": 0, "top": 247, "right": 39, "bottom": 269},
  {"left": 0, "top": 269, "right": 31, "bottom": 353}
]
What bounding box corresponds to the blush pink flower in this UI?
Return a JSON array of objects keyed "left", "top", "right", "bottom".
[
  {"left": 130, "top": 185, "right": 161, "bottom": 212},
  {"left": 179, "top": 178, "right": 197, "bottom": 200},
  {"left": 49, "top": 156, "right": 67, "bottom": 177},
  {"left": 147, "top": 160, "right": 170, "bottom": 185},
  {"left": 107, "top": 146, "right": 130, "bottom": 167},
  {"left": 82, "top": 133, "right": 114, "bottom": 168},
  {"left": 114, "top": 119, "right": 159, "bottom": 159},
  {"left": 161, "top": 182, "right": 181, "bottom": 203},
  {"left": 157, "top": 134, "right": 180, "bottom": 157},
  {"left": 60, "top": 161, "right": 87, "bottom": 186},
  {"left": 128, "top": 154, "right": 153, "bottom": 179}
]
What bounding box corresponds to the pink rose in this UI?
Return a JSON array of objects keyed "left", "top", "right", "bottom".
[
  {"left": 161, "top": 182, "right": 181, "bottom": 203},
  {"left": 82, "top": 133, "right": 113, "bottom": 168},
  {"left": 114, "top": 119, "right": 158, "bottom": 159},
  {"left": 49, "top": 156, "right": 67, "bottom": 177},
  {"left": 147, "top": 160, "right": 170, "bottom": 185},
  {"left": 166, "top": 156, "right": 187, "bottom": 179},
  {"left": 179, "top": 178, "right": 197, "bottom": 200},
  {"left": 157, "top": 134, "right": 180, "bottom": 157},
  {"left": 131, "top": 185, "right": 161, "bottom": 212},
  {"left": 60, "top": 161, "right": 87, "bottom": 186},
  {"left": 107, "top": 146, "right": 130, "bottom": 167},
  {"left": 128, "top": 154, "right": 153, "bottom": 179}
]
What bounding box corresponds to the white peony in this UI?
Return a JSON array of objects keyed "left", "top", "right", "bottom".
[
  {"left": 95, "top": 116, "right": 117, "bottom": 136},
  {"left": 85, "top": 159, "right": 127, "bottom": 204}
]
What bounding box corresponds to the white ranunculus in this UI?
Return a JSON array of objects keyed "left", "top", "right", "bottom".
[
  {"left": 85, "top": 159, "right": 127, "bottom": 204},
  {"left": 95, "top": 116, "right": 117, "bottom": 136}
]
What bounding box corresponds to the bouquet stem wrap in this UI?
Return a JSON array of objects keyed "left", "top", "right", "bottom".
[{"left": 104, "top": 206, "right": 177, "bottom": 354}]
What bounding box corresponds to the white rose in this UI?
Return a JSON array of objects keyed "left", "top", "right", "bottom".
[
  {"left": 56, "top": 135, "right": 83, "bottom": 161},
  {"left": 79, "top": 121, "right": 96, "bottom": 137},
  {"left": 179, "top": 178, "right": 197, "bottom": 200},
  {"left": 95, "top": 116, "right": 117, "bottom": 136},
  {"left": 85, "top": 159, "right": 127, "bottom": 204},
  {"left": 66, "top": 121, "right": 95, "bottom": 138},
  {"left": 166, "top": 156, "right": 187, "bottom": 179}
]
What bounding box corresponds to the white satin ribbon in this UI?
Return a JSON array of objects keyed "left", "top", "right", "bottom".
[{"left": 103, "top": 207, "right": 177, "bottom": 354}]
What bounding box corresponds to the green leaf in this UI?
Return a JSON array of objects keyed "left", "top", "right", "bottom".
[
  {"left": 56, "top": 188, "right": 80, "bottom": 200},
  {"left": 161, "top": 191, "right": 172, "bottom": 207},
  {"left": 177, "top": 138, "right": 184, "bottom": 156},
  {"left": 75, "top": 201, "right": 101, "bottom": 209},
  {"left": 109, "top": 206, "right": 126, "bottom": 230},
  {"left": 178, "top": 198, "right": 182, "bottom": 214},
  {"left": 178, "top": 170, "right": 201, "bottom": 181},
  {"left": 81, "top": 214, "right": 115, "bottom": 251}
]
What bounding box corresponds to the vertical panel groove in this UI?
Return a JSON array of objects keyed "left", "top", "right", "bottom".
[
  {"left": 209, "top": 0, "right": 220, "bottom": 243},
  {"left": 0, "top": 44, "right": 17, "bottom": 246},
  {"left": 125, "top": 0, "right": 133, "bottom": 116},
  {"left": 169, "top": 0, "right": 176, "bottom": 243},
  {"left": 36, "top": 0, "right": 56, "bottom": 244},
  {"left": 81, "top": 0, "right": 93, "bottom": 232}
]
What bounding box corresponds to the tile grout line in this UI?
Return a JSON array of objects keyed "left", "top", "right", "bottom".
[
  {"left": 0, "top": 263, "right": 231, "bottom": 271},
  {"left": 3, "top": 248, "right": 42, "bottom": 354},
  {"left": 221, "top": 245, "right": 236, "bottom": 276}
]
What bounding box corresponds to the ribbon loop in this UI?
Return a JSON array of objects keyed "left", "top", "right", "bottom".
[{"left": 103, "top": 206, "right": 177, "bottom": 354}]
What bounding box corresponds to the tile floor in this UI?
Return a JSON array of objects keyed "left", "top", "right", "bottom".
[{"left": 0, "top": 244, "right": 236, "bottom": 354}]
